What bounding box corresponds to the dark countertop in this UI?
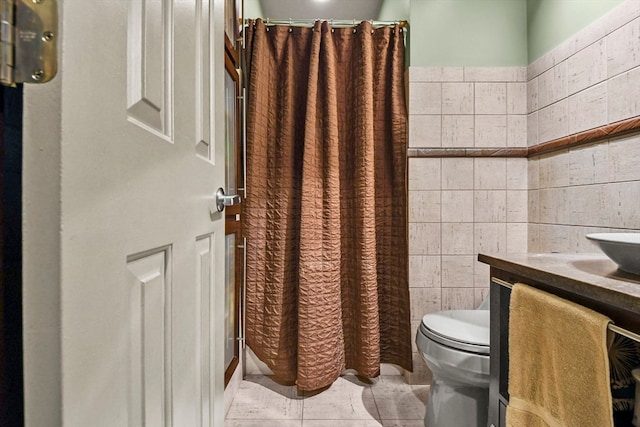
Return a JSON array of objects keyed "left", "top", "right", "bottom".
[{"left": 478, "top": 252, "right": 640, "bottom": 313}]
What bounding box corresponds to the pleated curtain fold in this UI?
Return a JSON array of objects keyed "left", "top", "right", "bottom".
[{"left": 244, "top": 18, "right": 411, "bottom": 391}]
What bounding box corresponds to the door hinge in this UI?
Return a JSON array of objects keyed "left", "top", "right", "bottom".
[{"left": 1, "top": 0, "right": 57, "bottom": 87}]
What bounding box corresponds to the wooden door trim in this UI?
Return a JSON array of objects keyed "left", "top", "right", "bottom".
[{"left": 224, "top": 40, "right": 243, "bottom": 388}]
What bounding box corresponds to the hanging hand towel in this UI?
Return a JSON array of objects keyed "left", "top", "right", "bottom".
[{"left": 506, "top": 284, "right": 614, "bottom": 427}]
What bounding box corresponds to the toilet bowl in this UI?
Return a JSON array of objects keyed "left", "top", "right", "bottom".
[{"left": 416, "top": 307, "right": 490, "bottom": 427}]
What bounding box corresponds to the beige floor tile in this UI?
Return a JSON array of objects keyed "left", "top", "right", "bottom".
[
  {"left": 303, "top": 421, "right": 383, "bottom": 427},
  {"left": 225, "top": 375, "right": 303, "bottom": 420},
  {"left": 370, "top": 376, "right": 429, "bottom": 420},
  {"left": 381, "top": 421, "right": 425, "bottom": 427},
  {"left": 302, "top": 376, "right": 380, "bottom": 420},
  {"left": 225, "top": 421, "right": 302, "bottom": 427}
]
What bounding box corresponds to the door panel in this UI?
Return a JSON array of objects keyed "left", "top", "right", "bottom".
[
  {"left": 22, "top": 1, "right": 227, "bottom": 426},
  {"left": 196, "top": 0, "right": 213, "bottom": 160},
  {"left": 224, "top": 233, "right": 236, "bottom": 370},
  {"left": 196, "top": 234, "right": 215, "bottom": 427},
  {"left": 127, "top": 248, "right": 172, "bottom": 427},
  {"left": 127, "top": 0, "right": 173, "bottom": 138}
]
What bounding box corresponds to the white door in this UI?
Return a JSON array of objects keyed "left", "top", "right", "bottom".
[{"left": 22, "top": 1, "right": 227, "bottom": 426}]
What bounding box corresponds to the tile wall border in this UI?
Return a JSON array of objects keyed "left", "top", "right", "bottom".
[{"left": 407, "top": 115, "right": 640, "bottom": 159}]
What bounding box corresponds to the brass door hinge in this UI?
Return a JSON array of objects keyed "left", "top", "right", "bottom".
[{"left": 1, "top": 0, "right": 57, "bottom": 87}]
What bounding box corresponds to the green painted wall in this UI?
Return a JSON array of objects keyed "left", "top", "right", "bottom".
[
  {"left": 244, "top": 0, "right": 623, "bottom": 66},
  {"left": 378, "top": 0, "right": 410, "bottom": 21},
  {"left": 244, "top": 0, "right": 263, "bottom": 19},
  {"left": 527, "top": 0, "right": 623, "bottom": 62},
  {"left": 408, "top": 0, "right": 528, "bottom": 67}
]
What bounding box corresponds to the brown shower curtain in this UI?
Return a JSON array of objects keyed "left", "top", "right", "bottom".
[{"left": 244, "top": 19, "right": 411, "bottom": 391}]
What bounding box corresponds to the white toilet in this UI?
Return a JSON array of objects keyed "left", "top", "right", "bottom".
[{"left": 415, "top": 301, "right": 490, "bottom": 427}]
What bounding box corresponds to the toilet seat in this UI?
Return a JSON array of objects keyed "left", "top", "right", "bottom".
[{"left": 420, "top": 310, "right": 490, "bottom": 355}]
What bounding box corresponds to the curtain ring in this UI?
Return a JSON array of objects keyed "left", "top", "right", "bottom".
[{"left": 353, "top": 28, "right": 356, "bottom": 34}]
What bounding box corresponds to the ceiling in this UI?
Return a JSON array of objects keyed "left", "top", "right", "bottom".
[{"left": 259, "top": 0, "right": 383, "bottom": 21}]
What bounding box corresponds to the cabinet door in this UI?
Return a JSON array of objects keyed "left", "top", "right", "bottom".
[{"left": 488, "top": 276, "right": 512, "bottom": 427}]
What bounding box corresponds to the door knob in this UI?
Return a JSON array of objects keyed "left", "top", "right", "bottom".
[{"left": 215, "top": 188, "right": 241, "bottom": 212}]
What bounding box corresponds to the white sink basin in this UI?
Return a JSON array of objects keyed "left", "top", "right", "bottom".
[{"left": 586, "top": 233, "right": 640, "bottom": 275}]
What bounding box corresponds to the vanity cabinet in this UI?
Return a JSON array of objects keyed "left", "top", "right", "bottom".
[{"left": 478, "top": 253, "right": 640, "bottom": 427}]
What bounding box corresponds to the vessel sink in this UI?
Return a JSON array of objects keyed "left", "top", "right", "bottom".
[{"left": 586, "top": 233, "right": 640, "bottom": 275}]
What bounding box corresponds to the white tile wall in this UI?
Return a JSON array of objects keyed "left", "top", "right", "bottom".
[
  {"left": 405, "top": 62, "right": 526, "bottom": 358},
  {"left": 507, "top": 115, "right": 528, "bottom": 147},
  {"left": 527, "top": 112, "right": 539, "bottom": 146},
  {"left": 474, "top": 223, "right": 507, "bottom": 254},
  {"left": 567, "top": 39, "right": 607, "bottom": 95},
  {"left": 409, "top": 191, "right": 441, "bottom": 223},
  {"left": 609, "top": 134, "right": 640, "bottom": 181},
  {"left": 607, "top": 16, "right": 640, "bottom": 78},
  {"left": 441, "top": 191, "right": 474, "bottom": 222},
  {"left": 474, "top": 158, "right": 507, "bottom": 190},
  {"left": 442, "top": 115, "right": 474, "bottom": 147},
  {"left": 608, "top": 66, "right": 640, "bottom": 122},
  {"left": 507, "top": 158, "right": 529, "bottom": 189},
  {"left": 474, "top": 191, "right": 507, "bottom": 222},
  {"left": 527, "top": 78, "right": 539, "bottom": 113},
  {"left": 529, "top": 2, "right": 640, "bottom": 146},
  {"left": 442, "top": 83, "right": 474, "bottom": 114},
  {"left": 402, "top": 18, "right": 640, "bottom": 371},
  {"left": 441, "top": 288, "right": 475, "bottom": 310},
  {"left": 507, "top": 190, "right": 528, "bottom": 222},
  {"left": 526, "top": 0, "right": 640, "bottom": 253},
  {"left": 507, "top": 83, "right": 528, "bottom": 114},
  {"left": 475, "top": 115, "right": 508, "bottom": 147},
  {"left": 408, "top": 223, "right": 441, "bottom": 255},
  {"left": 475, "top": 83, "right": 507, "bottom": 114},
  {"left": 408, "top": 159, "right": 441, "bottom": 190},
  {"left": 567, "top": 143, "right": 609, "bottom": 186},
  {"left": 464, "top": 67, "right": 526, "bottom": 82},
  {"left": 609, "top": 181, "right": 640, "bottom": 228},
  {"left": 410, "top": 66, "right": 464, "bottom": 82},
  {"left": 409, "top": 83, "right": 441, "bottom": 115},
  {"left": 441, "top": 256, "right": 475, "bottom": 288},
  {"left": 409, "top": 256, "right": 441, "bottom": 288},
  {"left": 441, "top": 223, "right": 474, "bottom": 255},
  {"left": 442, "top": 158, "right": 474, "bottom": 189},
  {"left": 567, "top": 82, "right": 608, "bottom": 134},
  {"left": 409, "top": 288, "right": 441, "bottom": 320},
  {"left": 409, "top": 115, "right": 441, "bottom": 148},
  {"left": 506, "top": 223, "right": 529, "bottom": 253},
  {"left": 394, "top": 0, "right": 640, "bottom": 387},
  {"left": 538, "top": 62, "right": 568, "bottom": 108},
  {"left": 538, "top": 100, "right": 569, "bottom": 142}
]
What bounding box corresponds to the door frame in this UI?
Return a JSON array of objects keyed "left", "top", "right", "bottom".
[{"left": 223, "top": 24, "right": 243, "bottom": 388}]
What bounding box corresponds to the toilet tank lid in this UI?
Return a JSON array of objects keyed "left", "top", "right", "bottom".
[{"left": 421, "top": 310, "right": 490, "bottom": 347}]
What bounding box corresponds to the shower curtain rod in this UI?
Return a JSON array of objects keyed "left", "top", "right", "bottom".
[{"left": 245, "top": 18, "right": 408, "bottom": 29}]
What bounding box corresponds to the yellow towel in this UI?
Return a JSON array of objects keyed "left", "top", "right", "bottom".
[{"left": 506, "top": 284, "right": 614, "bottom": 427}]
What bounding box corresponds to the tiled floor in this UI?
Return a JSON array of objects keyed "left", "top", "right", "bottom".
[{"left": 225, "top": 375, "right": 428, "bottom": 427}]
